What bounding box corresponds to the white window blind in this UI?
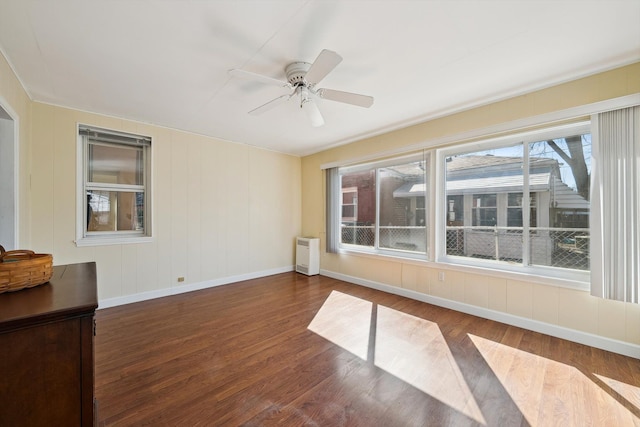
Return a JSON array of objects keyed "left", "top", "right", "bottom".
[{"left": 591, "top": 106, "right": 640, "bottom": 303}]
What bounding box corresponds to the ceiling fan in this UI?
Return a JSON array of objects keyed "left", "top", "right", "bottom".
[{"left": 229, "top": 49, "right": 374, "bottom": 127}]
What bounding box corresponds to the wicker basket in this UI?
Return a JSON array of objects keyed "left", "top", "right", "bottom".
[{"left": 0, "top": 245, "right": 53, "bottom": 293}]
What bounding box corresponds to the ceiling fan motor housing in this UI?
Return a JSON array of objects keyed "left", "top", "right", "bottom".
[{"left": 285, "top": 62, "right": 311, "bottom": 87}]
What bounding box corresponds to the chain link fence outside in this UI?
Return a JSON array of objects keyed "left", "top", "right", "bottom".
[
  {"left": 379, "top": 226, "right": 427, "bottom": 253},
  {"left": 340, "top": 224, "right": 589, "bottom": 271},
  {"left": 341, "top": 225, "right": 427, "bottom": 253},
  {"left": 341, "top": 225, "right": 374, "bottom": 247},
  {"left": 446, "top": 226, "right": 589, "bottom": 270}
]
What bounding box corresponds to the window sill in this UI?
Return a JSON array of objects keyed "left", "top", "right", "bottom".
[
  {"left": 435, "top": 255, "right": 590, "bottom": 291},
  {"left": 339, "top": 244, "right": 428, "bottom": 262},
  {"left": 75, "top": 236, "right": 154, "bottom": 247},
  {"left": 335, "top": 247, "right": 590, "bottom": 291}
]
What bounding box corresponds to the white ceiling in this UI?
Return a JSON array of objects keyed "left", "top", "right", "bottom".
[{"left": 1, "top": 1, "right": 639, "bottom": 156}]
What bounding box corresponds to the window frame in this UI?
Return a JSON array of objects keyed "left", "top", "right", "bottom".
[
  {"left": 336, "top": 152, "right": 429, "bottom": 259},
  {"left": 324, "top": 95, "right": 640, "bottom": 291},
  {"left": 75, "top": 124, "right": 153, "bottom": 247},
  {"left": 436, "top": 121, "right": 592, "bottom": 283}
]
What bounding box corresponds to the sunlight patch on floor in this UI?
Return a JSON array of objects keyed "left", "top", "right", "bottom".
[
  {"left": 307, "top": 290, "right": 372, "bottom": 360},
  {"left": 469, "top": 334, "right": 640, "bottom": 426},
  {"left": 307, "top": 291, "right": 485, "bottom": 425},
  {"left": 594, "top": 373, "right": 640, "bottom": 410},
  {"left": 374, "top": 305, "right": 486, "bottom": 425}
]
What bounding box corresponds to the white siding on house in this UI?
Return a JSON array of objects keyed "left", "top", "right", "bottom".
[{"left": 551, "top": 176, "right": 589, "bottom": 209}]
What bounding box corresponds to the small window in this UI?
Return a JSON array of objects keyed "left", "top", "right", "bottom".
[
  {"left": 341, "top": 187, "right": 358, "bottom": 222},
  {"left": 77, "top": 125, "right": 152, "bottom": 246},
  {"left": 472, "top": 194, "right": 497, "bottom": 227},
  {"left": 507, "top": 193, "right": 537, "bottom": 228}
]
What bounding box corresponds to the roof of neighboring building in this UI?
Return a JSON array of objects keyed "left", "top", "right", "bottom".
[
  {"left": 446, "top": 172, "right": 552, "bottom": 194},
  {"left": 445, "top": 155, "right": 558, "bottom": 172},
  {"left": 393, "top": 155, "right": 588, "bottom": 209}
]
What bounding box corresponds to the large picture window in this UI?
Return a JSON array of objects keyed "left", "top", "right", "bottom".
[
  {"left": 443, "top": 124, "right": 591, "bottom": 275},
  {"left": 337, "top": 154, "right": 428, "bottom": 256},
  {"left": 77, "top": 125, "right": 151, "bottom": 245},
  {"left": 327, "top": 122, "right": 593, "bottom": 282}
]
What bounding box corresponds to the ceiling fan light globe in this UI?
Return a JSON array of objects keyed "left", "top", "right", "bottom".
[{"left": 301, "top": 99, "right": 324, "bottom": 127}]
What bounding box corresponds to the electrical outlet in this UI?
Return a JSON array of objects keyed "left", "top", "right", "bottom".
[
  {"left": 438, "top": 272, "right": 445, "bottom": 282},
  {"left": 177, "top": 277, "right": 185, "bottom": 283}
]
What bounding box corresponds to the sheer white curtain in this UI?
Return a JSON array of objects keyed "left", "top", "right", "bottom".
[
  {"left": 325, "top": 167, "right": 340, "bottom": 253},
  {"left": 591, "top": 106, "right": 640, "bottom": 303}
]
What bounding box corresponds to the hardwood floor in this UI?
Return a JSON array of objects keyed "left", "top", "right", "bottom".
[{"left": 95, "top": 273, "right": 640, "bottom": 426}]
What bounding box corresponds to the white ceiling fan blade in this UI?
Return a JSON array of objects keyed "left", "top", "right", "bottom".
[
  {"left": 304, "top": 49, "right": 342, "bottom": 86},
  {"left": 301, "top": 99, "right": 325, "bottom": 127},
  {"left": 248, "top": 93, "right": 292, "bottom": 115},
  {"left": 317, "top": 88, "right": 374, "bottom": 108},
  {"left": 228, "top": 69, "right": 291, "bottom": 88}
]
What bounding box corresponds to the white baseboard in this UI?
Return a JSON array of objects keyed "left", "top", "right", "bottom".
[
  {"left": 98, "top": 265, "right": 294, "bottom": 309},
  {"left": 320, "top": 269, "right": 640, "bottom": 359}
]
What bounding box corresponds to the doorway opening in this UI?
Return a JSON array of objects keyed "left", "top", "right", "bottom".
[{"left": 0, "top": 103, "right": 16, "bottom": 249}]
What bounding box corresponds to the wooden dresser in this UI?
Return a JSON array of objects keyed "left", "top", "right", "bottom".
[{"left": 0, "top": 262, "right": 98, "bottom": 426}]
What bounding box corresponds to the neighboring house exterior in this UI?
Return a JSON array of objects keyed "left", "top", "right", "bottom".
[
  {"left": 443, "top": 155, "right": 589, "bottom": 267},
  {"left": 341, "top": 164, "right": 427, "bottom": 252}
]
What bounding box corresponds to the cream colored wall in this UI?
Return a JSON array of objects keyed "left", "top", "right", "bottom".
[
  {"left": 29, "top": 103, "right": 301, "bottom": 301},
  {"left": 1, "top": 46, "right": 301, "bottom": 304},
  {"left": 301, "top": 62, "right": 640, "bottom": 347},
  {"left": 0, "top": 50, "right": 32, "bottom": 248}
]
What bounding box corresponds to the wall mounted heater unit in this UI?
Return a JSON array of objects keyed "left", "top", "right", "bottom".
[{"left": 296, "top": 237, "right": 319, "bottom": 276}]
